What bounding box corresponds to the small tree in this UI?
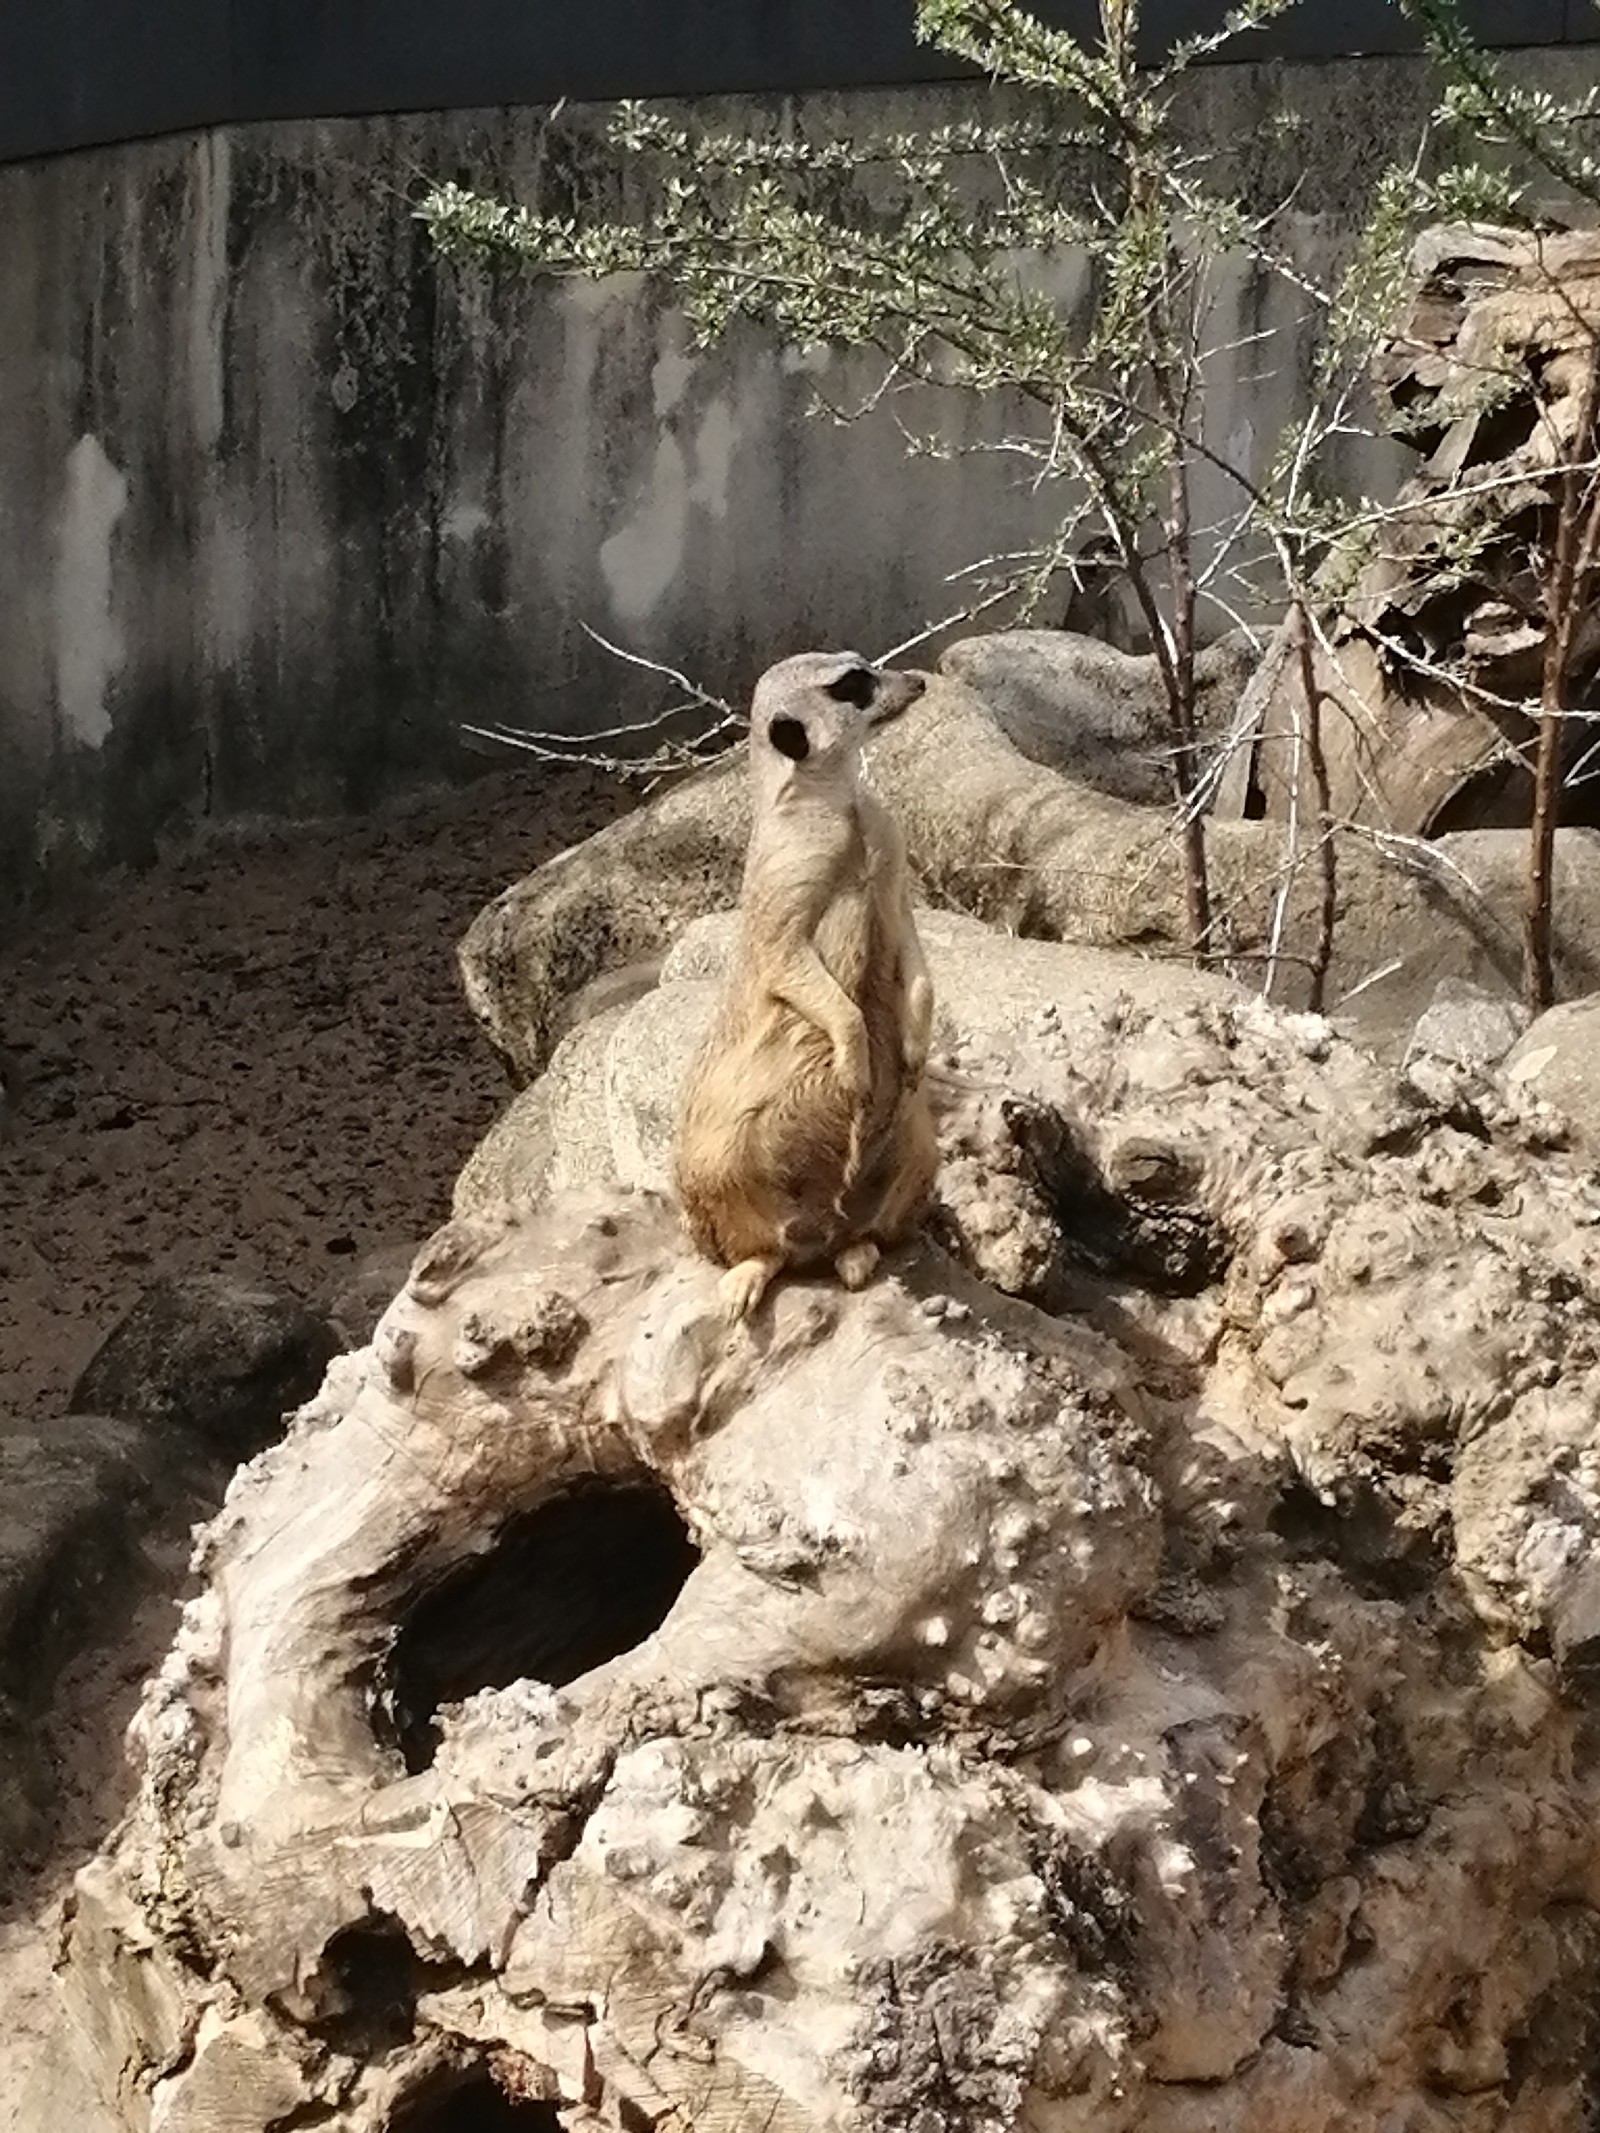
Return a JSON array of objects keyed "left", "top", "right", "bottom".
[
  {"left": 1392, "top": 0, "right": 1600, "bottom": 1012},
  {"left": 422, "top": 0, "right": 1436, "bottom": 990},
  {"left": 429, "top": 0, "right": 1600, "bottom": 1014}
]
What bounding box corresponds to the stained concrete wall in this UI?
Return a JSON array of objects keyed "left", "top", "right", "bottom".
[{"left": 0, "top": 53, "right": 1590, "bottom": 911}]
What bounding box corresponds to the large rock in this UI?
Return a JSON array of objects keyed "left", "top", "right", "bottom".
[
  {"left": 455, "top": 908, "right": 1245, "bottom": 1215},
  {"left": 457, "top": 675, "right": 1600, "bottom": 1083},
  {"left": 458, "top": 748, "right": 748, "bottom": 1083},
  {"left": 939, "top": 626, "right": 1260, "bottom": 801},
  {"left": 0, "top": 1415, "right": 164, "bottom": 1858},
  {"left": 46, "top": 978, "right": 1600, "bottom": 2131},
  {"left": 1505, "top": 995, "right": 1600, "bottom": 1150},
  {"left": 1406, "top": 977, "right": 1529, "bottom": 1076},
  {"left": 1401, "top": 976, "right": 1531, "bottom": 1109},
  {"left": 70, "top": 1275, "right": 338, "bottom": 1464},
  {"left": 1435, "top": 826, "right": 1600, "bottom": 1000}
]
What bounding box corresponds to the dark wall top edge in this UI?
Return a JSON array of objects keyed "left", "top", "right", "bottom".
[{"left": 2, "top": 1, "right": 1594, "bottom": 167}]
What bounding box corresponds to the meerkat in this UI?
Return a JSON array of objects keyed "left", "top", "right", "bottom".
[{"left": 674, "top": 650, "right": 939, "bottom": 1321}]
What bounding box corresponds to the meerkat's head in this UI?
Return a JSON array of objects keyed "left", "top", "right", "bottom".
[{"left": 748, "top": 652, "right": 926, "bottom": 803}]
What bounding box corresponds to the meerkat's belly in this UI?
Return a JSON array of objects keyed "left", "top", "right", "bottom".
[{"left": 813, "top": 882, "right": 875, "bottom": 995}]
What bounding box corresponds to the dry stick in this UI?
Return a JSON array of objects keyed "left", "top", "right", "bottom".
[
  {"left": 1161, "top": 367, "right": 1212, "bottom": 959},
  {"left": 1289, "top": 596, "right": 1338, "bottom": 1013},
  {"left": 1528, "top": 334, "right": 1600, "bottom": 1014}
]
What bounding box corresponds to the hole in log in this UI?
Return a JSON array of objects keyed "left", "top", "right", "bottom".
[
  {"left": 312, "top": 1914, "right": 419, "bottom": 2047},
  {"left": 388, "top": 1479, "right": 698, "bottom": 1770},
  {"left": 1269, "top": 1477, "right": 1441, "bottom": 1603},
  {"left": 1005, "top": 1101, "right": 1231, "bottom": 1297},
  {"left": 388, "top": 2063, "right": 561, "bottom": 2132}
]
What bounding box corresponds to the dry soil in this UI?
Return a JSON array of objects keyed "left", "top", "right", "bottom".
[{"left": 0, "top": 763, "right": 626, "bottom": 1437}]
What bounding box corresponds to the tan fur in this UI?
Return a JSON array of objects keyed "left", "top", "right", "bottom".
[{"left": 674, "top": 651, "right": 939, "bottom": 1320}]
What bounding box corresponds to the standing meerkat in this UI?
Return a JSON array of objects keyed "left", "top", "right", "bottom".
[{"left": 674, "top": 650, "right": 939, "bottom": 1321}]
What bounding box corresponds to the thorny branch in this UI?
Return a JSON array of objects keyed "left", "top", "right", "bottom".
[{"left": 430, "top": 0, "right": 1600, "bottom": 1004}]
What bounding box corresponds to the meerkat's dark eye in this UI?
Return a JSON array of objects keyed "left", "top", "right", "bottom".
[
  {"left": 824, "top": 666, "right": 877, "bottom": 710},
  {"left": 768, "top": 715, "right": 812, "bottom": 762}
]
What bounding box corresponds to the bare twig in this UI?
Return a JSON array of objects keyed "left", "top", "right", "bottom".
[
  {"left": 1290, "top": 597, "right": 1338, "bottom": 1012},
  {"left": 1527, "top": 333, "right": 1600, "bottom": 1012}
]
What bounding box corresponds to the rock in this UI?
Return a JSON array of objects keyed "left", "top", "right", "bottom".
[
  {"left": 315, "top": 1244, "right": 424, "bottom": 1351},
  {"left": 0, "top": 1415, "right": 163, "bottom": 1856},
  {"left": 457, "top": 675, "right": 1600, "bottom": 1084},
  {"left": 1504, "top": 994, "right": 1600, "bottom": 1148},
  {"left": 451, "top": 1080, "right": 557, "bottom": 1219},
  {"left": 1435, "top": 827, "right": 1600, "bottom": 1000},
  {"left": 552, "top": 953, "right": 664, "bottom": 1039},
  {"left": 939, "top": 626, "right": 1260, "bottom": 802},
  {"left": 454, "top": 910, "right": 1244, "bottom": 1215},
  {"left": 1402, "top": 977, "right": 1530, "bottom": 1106},
  {"left": 70, "top": 1276, "right": 338, "bottom": 1464},
  {"left": 50, "top": 983, "right": 1600, "bottom": 2131},
  {"left": 457, "top": 750, "right": 748, "bottom": 1083}
]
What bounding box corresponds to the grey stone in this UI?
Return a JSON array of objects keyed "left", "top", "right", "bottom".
[
  {"left": 0, "top": 1414, "right": 163, "bottom": 1856},
  {"left": 70, "top": 1275, "right": 338, "bottom": 1464},
  {"left": 938, "top": 628, "right": 1260, "bottom": 803},
  {"left": 1404, "top": 978, "right": 1529, "bottom": 1078},
  {"left": 1504, "top": 995, "right": 1600, "bottom": 1149}
]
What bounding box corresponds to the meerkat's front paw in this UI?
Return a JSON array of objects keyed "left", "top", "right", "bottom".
[
  {"left": 834, "top": 1239, "right": 881, "bottom": 1291},
  {"left": 718, "top": 1256, "right": 781, "bottom": 1322},
  {"left": 902, "top": 975, "right": 934, "bottom": 1081},
  {"left": 833, "top": 1027, "right": 872, "bottom": 1096}
]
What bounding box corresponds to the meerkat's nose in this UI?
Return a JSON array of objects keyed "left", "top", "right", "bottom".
[{"left": 869, "top": 669, "right": 928, "bottom": 724}]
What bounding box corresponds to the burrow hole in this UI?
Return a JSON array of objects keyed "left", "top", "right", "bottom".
[
  {"left": 388, "top": 2062, "right": 561, "bottom": 2132},
  {"left": 387, "top": 1478, "right": 698, "bottom": 1771}
]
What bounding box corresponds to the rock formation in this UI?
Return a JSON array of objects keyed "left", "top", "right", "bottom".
[
  {"left": 459, "top": 674, "right": 1600, "bottom": 1079},
  {"left": 38, "top": 837, "right": 1600, "bottom": 2128},
  {"left": 936, "top": 630, "right": 1258, "bottom": 806}
]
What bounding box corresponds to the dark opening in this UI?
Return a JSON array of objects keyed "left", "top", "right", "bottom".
[
  {"left": 388, "top": 2064, "right": 561, "bottom": 2133},
  {"left": 311, "top": 1915, "right": 419, "bottom": 2048},
  {"left": 1006, "top": 1100, "right": 1231, "bottom": 1297},
  {"left": 1269, "top": 1477, "right": 1441, "bottom": 1602},
  {"left": 387, "top": 1479, "right": 698, "bottom": 1770}
]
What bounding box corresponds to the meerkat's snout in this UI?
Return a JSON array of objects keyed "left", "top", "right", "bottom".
[{"left": 868, "top": 668, "right": 927, "bottom": 725}]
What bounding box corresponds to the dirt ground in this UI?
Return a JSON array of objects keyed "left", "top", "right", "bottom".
[
  {"left": 0, "top": 762, "right": 626, "bottom": 2117},
  {"left": 0, "top": 762, "right": 626, "bottom": 1437}
]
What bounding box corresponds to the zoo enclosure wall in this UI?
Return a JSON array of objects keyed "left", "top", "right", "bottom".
[
  {"left": 6, "top": 0, "right": 1597, "bottom": 164},
  {"left": 2, "top": 15, "right": 1598, "bottom": 919}
]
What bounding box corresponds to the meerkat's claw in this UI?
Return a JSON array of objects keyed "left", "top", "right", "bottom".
[
  {"left": 834, "top": 1031, "right": 871, "bottom": 1097},
  {"left": 834, "top": 1240, "right": 881, "bottom": 1291},
  {"left": 719, "top": 1256, "right": 782, "bottom": 1322}
]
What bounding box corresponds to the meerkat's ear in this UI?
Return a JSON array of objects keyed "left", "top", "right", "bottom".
[
  {"left": 824, "top": 665, "right": 877, "bottom": 711},
  {"left": 768, "top": 715, "right": 812, "bottom": 762}
]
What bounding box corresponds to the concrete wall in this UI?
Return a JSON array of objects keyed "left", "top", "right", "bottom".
[{"left": 0, "top": 53, "right": 1591, "bottom": 911}]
